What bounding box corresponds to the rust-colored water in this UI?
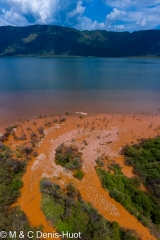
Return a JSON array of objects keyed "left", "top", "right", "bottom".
[{"left": 7, "top": 114, "right": 160, "bottom": 240}]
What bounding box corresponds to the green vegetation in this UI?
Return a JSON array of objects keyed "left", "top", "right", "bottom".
[
  {"left": 55, "top": 144, "right": 82, "bottom": 170},
  {"left": 97, "top": 167, "right": 160, "bottom": 224},
  {"left": 0, "top": 143, "right": 37, "bottom": 239},
  {"left": 122, "top": 137, "right": 160, "bottom": 230},
  {"left": 0, "top": 26, "right": 160, "bottom": 57},
  {"left": 73, "top": 169, "right": 84, "bottom": 180},
  {"left": 55, "top": 144, "right": 84, "bottom": 180},
  {"left": 96, "top": 137, "right": 160, "bottom": 239},
  {"left": 40, "top": 179, "right": 139, "bottom": 240},
  {"left": 122, "top": 137, "right": 160, "bottom": 200}
]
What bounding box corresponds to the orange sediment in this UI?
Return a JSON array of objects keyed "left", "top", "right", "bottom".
[{"left": 8, "top": 114, "right": 160, "bottom": 240}]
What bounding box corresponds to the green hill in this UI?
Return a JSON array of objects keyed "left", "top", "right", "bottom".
[{"left": 0, "top": 25, "right": 160, "bottom": 57}]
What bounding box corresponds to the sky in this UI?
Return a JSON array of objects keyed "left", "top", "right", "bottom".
[{"left": 0, "top": 0, "right": 160, "bottom": 32}]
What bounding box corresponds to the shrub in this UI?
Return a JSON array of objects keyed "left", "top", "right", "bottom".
[
  {"left": 96, "top": 166, "right": 160, "bottom": 228},
  {"left": 0, "top": 144, "right": 37, "bottom": 236},
  {"left": 40, "top": 180, "right": 139, "bottom": 240},
  {"left": 12, "top": 178, "right": 23, "bottom": 190},
  {"left": 95, "top": 157, "right": 105, "bottom": 167},
  {"left": 55, "top": 144, "right": 83, "bottom": 171},
  {"left": 59, "top": 118, "right": 66, "bottom": 123},
  {"left": 73, "top": 170, "right": 84, "bottom": 180},
  {"left": 122, "top": 137, "right": 160, "bottom": 225},
  {"left": 37, "top": 126, "right": 44, "bottom": 135}
]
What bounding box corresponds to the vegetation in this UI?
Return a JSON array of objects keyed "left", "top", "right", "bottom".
[
  {"left": 95, "top": 156, "right": 105, "bottom": 167},
  {"left": 122, "top": 137, "right": 160, "bottom": 199},
  {"left": 73, "top": 169, "right": 84, "bottom": 180},
  {"left": 0, "top": 25, "right": 160, "bottom": 57},
  {"left": 40, "top": 179, "right": 139, "bottom": 240},
  {"left": 97, "top": 167, "right": 160, "bottom": 224},
  {"left": 55, "top": 144, "right": 84, "bottom": 179},
  {"left": 96, "top": 137, "right": 160, "bottom": 239},
  {"left": 0, "top": 125, "right": 17, "bottom": 142},
  {"left": 0, "top": 143, "right": 37, "bottom": 239},
  {"left": 37, "top": 126, "right": 44, "bottom": 135},
  {"left": 59, "top": 117, "right": 66, "bottom": 123}
]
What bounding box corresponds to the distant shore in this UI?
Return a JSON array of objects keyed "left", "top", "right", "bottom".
[
  {"left": 1, "top": 55, "right": 160, "bottom": 58},
  {"left": 0, "top": 25, "right": 160, "bottom": 57}
]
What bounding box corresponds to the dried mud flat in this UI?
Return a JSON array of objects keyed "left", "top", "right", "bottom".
[{"left": 5, "top": 113, "right": 160, "bottom": 240}]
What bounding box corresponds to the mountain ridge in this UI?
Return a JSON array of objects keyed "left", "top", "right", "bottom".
[{"left": 0, "top": 25, "right": 160, "bottom": 57}]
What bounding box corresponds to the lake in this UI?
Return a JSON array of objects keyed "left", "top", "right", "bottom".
[{"left": 0, "top": 57, "right": 160, "bottom": 126}]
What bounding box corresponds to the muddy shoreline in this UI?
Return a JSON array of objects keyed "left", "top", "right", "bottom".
[{"left": 2, "top": 113, "right": 160, "bottom": 240}]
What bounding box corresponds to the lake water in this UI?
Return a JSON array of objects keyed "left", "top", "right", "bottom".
[{"left": 0, "top": 57, "right": 160, "bottom": 126}]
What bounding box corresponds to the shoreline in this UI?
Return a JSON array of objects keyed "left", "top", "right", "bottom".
[
  {"left": 2, "top": 113, "right": 160, "bottom": 239},
  {"left": 1, "top": 55, "right": 160, "bottom": 59},
  {"left": 1, "top": 111, "right": 160, "bottom": 132}
]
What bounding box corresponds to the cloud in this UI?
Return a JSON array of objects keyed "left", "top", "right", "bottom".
[
  {"left": 75, "top": 16, "right": 105, "bottom": 30},
  {"left": 113, "top": 24, "right": 125, "bottom": 30},
  {"left": 0, "top": 0, "right": 61, "bottom": 25},
  {"left": 68, "top": 1, "right": 86, "bottom": 18},
  {"left": 106, "top": 23, "right": 125, "bottom": 31},
  {"left": 103, "top": 0, "right": 160, "bottom": 31},
  {"left": 136, "top": 17, "right": 147, "bottom": 27},
  {"left": 0, "top": 7, "right": 28, "bottom": 26},
  {"left": 106, "top": 8, "right": 126, "bottom": 21},
  {"left": 0, "top": 0, "right": 107, "bottom": 31},
  {"left": 0, "top": 0, "right": 159, "bottom": 31},
  {"left": 103, "top": 0, "right": 160, "bottom": 9}
]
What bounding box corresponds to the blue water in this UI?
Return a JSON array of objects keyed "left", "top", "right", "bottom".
[
  {"left": 0, "top": 57, "right": 160, "bottom": 125},
  {"left": 0, "top": 57, "right": 160, "bottom": 91}
]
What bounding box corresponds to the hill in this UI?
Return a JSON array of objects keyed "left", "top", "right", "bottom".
[{"left": 0, "top": 25, "right": 160, "bottom": 57}]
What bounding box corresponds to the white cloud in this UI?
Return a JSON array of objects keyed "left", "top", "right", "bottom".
[
  {"left": 68, "top": 1, "right": 86, "bottom": 18},
  {"left": 107, "top": 24, "right": 125, "bottom": 31},
  {"left": 0, "top": 7, "right": 28, "bottom": 26},
  {"left": 106, "top": 8, "right": 126, "bottom": 21},
  {"left": 113, "top": 24, "right": 124, "bottom": 29},
  {"left": 75, "top": 16, "right": 105, "bottom": 30},
  {"left": 103, "top": 0, "right": 134, "bottom": 8},
  {"left": 0, "top": 0, "right": 89, "bottom": 27},
  {"left": 0, "top": 0, "right": 60, "bottom": 25},
  {"left": 0, "top": 0, "right": 159, "bottom": 31},
  {"left": 103, "top": 0, "right": 160, "bottom": 9},
  {"left": 104, "top": 0, "right": 160, "bottom": 31},
  {"left": 136, "top": 17, "right": 147, "bottom": 27}
]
